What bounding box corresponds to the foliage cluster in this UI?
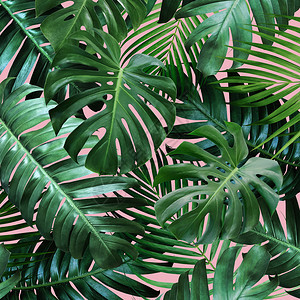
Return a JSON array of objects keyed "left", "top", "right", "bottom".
[{"left": 0, "top": 0, "right": 299, "bottom": 299}]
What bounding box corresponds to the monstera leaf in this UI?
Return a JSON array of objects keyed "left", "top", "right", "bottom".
[
  {"left": 0, "top": 79, "right": 146, "bottom": 269},
  {"left": 35, "top": 0, "right": 147, "bottom": 50},
  {"left": 45, "top": 29, "right": 176, "bottom": 175},
  {"left": 174, "top": 0, "right": 300, "bottom": 76},
  {"left": 154, "top": 122, "right": 283, "bottom": 244},
  {"left": 164, "top": 246, "right": 278, "bottom": 300}
]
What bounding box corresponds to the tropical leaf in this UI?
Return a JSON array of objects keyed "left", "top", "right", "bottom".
[
  {"left": 0, "top": 0, "right": 54, "bottom": 94},
  {"left": 44, "top": 29, "right": 176, "bottom": 175},
  {"left": 0, "top": 79, "right": 146, "bottom": 269},
  {"left": 166, "top": 65, "right": 299, "bottom": 199},
  {"left": 214, "top": 17, "right": 300, "bottom": 156},
  {"left": 164, "top": 246, "right": 278, "bottom": 300},
  {"left": 154, "top": 122, "right": 283, "bottom": 244},
  {"left": 174, "top": 0, "right": 300, "bottom": 76},
  {"left": 2, "top": 237, "right": 159, "bottom": 299},
  {"left": 233, "top": 196, "right": 300, "bottom": 297},
  {"left": 121, "top": 1, "right": 206, "bottom": 88},
  {"left": 158, "top": 0, "right": 195, "bottom": 23},
  {"left": 175, "top": 0, "right": 252, "bottom": 76},
  {"left": 35, "top": 0, "right": 147, "bottom": 51},
  {"left": 0, "top": 244, "right": 20, "bottom": 298}
]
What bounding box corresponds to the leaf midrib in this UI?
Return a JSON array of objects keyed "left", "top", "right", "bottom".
[
  {"left": 0, "top": 116, "right": 114, "bottom": 259},
  {"left": 0, "top": 0, "right": 53, "bottom": 64}
]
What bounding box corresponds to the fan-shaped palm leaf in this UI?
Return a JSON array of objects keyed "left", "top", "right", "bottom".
[
  {"left": 2, "top": 237, "right": 159, "bottom": 299},
  {"left": 214, "top": 17, "right": 300, "bottom": 158},
  {"left": 0, "top": 79, "right": 146, "bottom": 269},
  {"left": 45, "top": 29, "right": 176, "bottom": 175},
  {"left": 164, "top": 246, "right": 278, "bottom": 300},
  {"left": 35, "top": 0, "right": 147, "bottom": 51},
  {"left": 234, "top": 196, "right": 300, "bottom": 297},
  {"left": 154, "top": 122, "right": 282, "bottom": 244}
]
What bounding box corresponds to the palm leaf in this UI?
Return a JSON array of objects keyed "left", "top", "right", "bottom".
[
  {"left": 44, "top": 29, "right": 176, "bottom": 175},
  {"left": 35, "top": 0, "right": 147, "bottom": 51},
  {"left": 0, "top": 244, "right": 20, "bottom": 298},
  {"left": 174, "top": 0, "right": 300, "bottom": 76},
  {"left": 121, "top": 1, "right": 206, "bottom": 85},
  {"left": 233, "top": 196, "right": 300, "bottom": 297},
  {"left": 166, "top": 65, "right": 299, "bottom": 201},
  {"left": 154, "top": 122, "right": 282, "bottom": 244},
  {"left": 215, "top": 16, "right": 300, "bottom": 125},
  {"left": 164, "top": 246, "right": 278, "bottom": 300},
  {"left": 0, "top": 0, "right": 55, "bottom": 94},
  {"left": 2, "top": 237, "right": 159, "bottom": 299},
  {"left": 0, "top": 79, "right": 146, "bottom": 269}
]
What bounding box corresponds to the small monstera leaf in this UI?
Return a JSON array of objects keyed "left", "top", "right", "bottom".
[
  {"left": 164, "top": 246, "right": 278, "bottom": 300},
  {"left": 45, "top": 29, "right": 176, "bottom": 175},
  {"left": 154, "top": 122, "right": 282, "bottom": 244}
]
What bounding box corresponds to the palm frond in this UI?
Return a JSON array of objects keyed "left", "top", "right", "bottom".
[
  {"left": 0, "top": 79, "right": 146, "bottom": 270},
  {"left": 214, "top": 17, "right": 300, "bottom": 156},
  {"left": 233, "top": 196, "right": 300, "bottom": 297},
  {"left": 2, "top": 237, "right": 159, "bottom": 299}
]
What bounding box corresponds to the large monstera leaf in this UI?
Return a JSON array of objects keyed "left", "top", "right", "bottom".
[
  {"left": 45, "top": 29, "right": 176, "bottom": 175},
  {"left": 0, "top": 80, "right": 146, "bottom": 269},
  {"left": 164, "top": 246, "right": 278, "bottom": 300},
  {"left": 154, "top": 122, "right": 283, "bottom": 244},
  {"left": 35, "top": 0, "right": 147, "bottom": 51}
]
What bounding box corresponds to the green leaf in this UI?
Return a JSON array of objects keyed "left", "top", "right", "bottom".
[
  {"left": 164, "top": 246, "right": 278, "bottom": 299},
  {"left": 175, "top": 0, "right": 252, "bottom": 76},
  {"left": 45, "top": 29, "right": 176, "bottom": 175},
  {"left": 233, "top": 196, "right": 300, "bottom": 296},
  {"left": 154, "top": 122, "right": 282, "bottom": 244},
  {"left": 2, "top": 238, "right": 159, "bottom": 299},
  {"left": 0, "top": 80, "right": 145, "bottom": 269},
  {"left": 0, "top": 244, "right": 20, "bottom": 298},
  {"left": 36, "top": 0, "right": 147, "bottom": 50}
]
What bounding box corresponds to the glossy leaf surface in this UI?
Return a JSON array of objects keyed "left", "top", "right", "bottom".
[
  {"left": 0, "top": 80, "right": 145, "bottom": 269},
  {"left": 45, "top": 29, "right": 176, "bottom": 174},
  {"left": 154, "top": 122, "right": 283, "bottom": 244}
]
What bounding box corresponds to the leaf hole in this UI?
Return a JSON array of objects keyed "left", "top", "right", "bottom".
[
  {"left": 223, "top": 188, "right": 228, "bottom": 193},
  {"left": 64, "top": 14, "right": 75, "bottom": 21},
  {"left": 225, "top": 161, "right": 231, "bottom": 167},
  {"left": 103, "top": 94, "right": 113, "bottom": 100},
  {"left": 216, "top": 167, "right": 225, "bottom": 173},
  {"left": 230, "top": 179, "right": 236, "bottom": 184},
  {"left": 223, "top": 197, "right": 230, "bottom": 205},
  {"left": 80, "top": 26, "right": 86, "bottom": 31},
  {"left": 124, "top": 83, "right": 131, "bottom": 90},
  {"left": 106, "top": 81, "right": 114, "bottom": 86},
  {"left": 207, "top": 175, "right": 220, "bottom": 182},
  {"left": 237, "top": 174, "right": 243, "bottom": 180},
  {"left": 107, "top": 72, "right": 115, "bottom": 75}
]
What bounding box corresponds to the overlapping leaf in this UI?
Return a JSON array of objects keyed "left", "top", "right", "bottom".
[
  {"left": 234, "top": 196, "right": 300, "bottom": 297},
  {"left": 2, "top": 237, "right": 159, "bottom": 300},
  {"left": 0, "top": 79, "right": 146, "bottom": 269},
  {"left": 164, "top": 246, "right": 278, "bottom": 300},
  {"left": 45, "top": 29, "right": 176, "bottom": 175},
  {"left": 154, "top": 122, "right": 282, "bottom": 244},
  {"left": 215, "top": 17, "right": 300, "bottom": 157},
  {"left": 35, "top": 0, "right": 147, "bottom": 51},
  {"left": 0, "top": 0, "right": 55, "bottom": 95},
  {"left": 174, "top": 0, "right": 300, "bottom": 76},
  {"left": 121, "top": 1, "right": 205, "bottom": 85}
]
